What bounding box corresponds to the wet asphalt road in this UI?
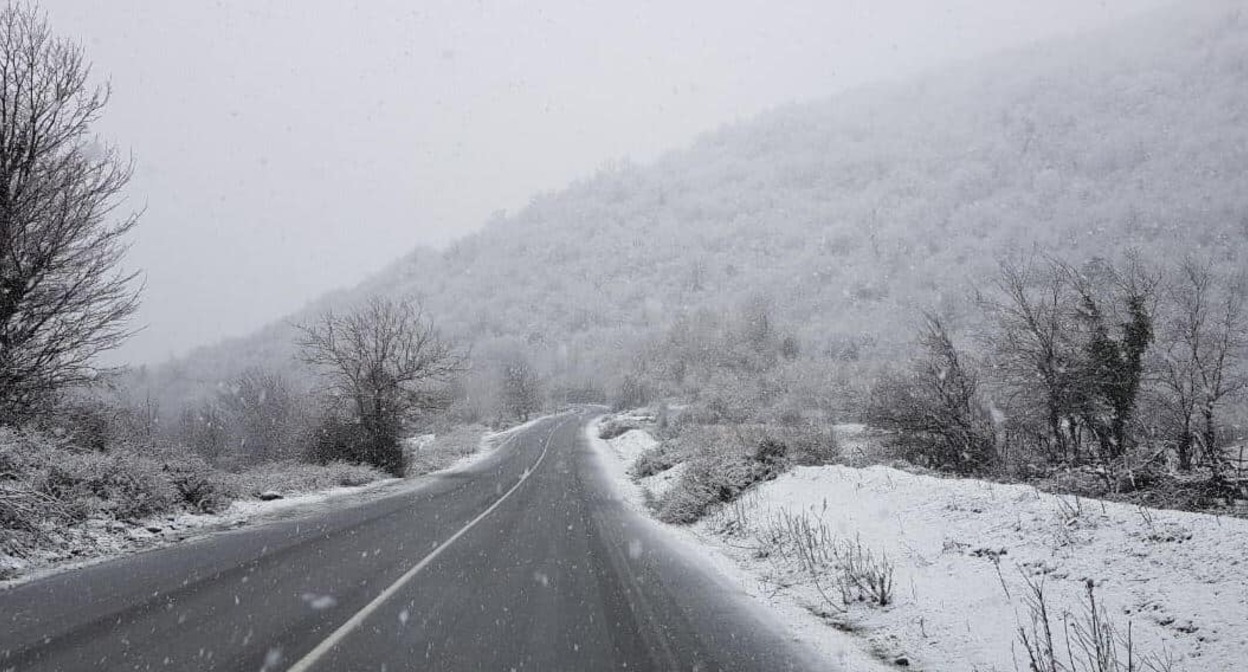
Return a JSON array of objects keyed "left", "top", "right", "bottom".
[{"left": 0, "top": 411, "right": 827, "bottom": 671}]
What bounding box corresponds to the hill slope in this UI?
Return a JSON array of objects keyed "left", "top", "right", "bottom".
[{"left": 144, "top": 0, "right": 1248, "bottom": 410}]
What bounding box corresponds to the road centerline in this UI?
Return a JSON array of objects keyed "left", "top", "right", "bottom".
[{"left": 284, "top": 417, "right": 568, "bottom": 672}]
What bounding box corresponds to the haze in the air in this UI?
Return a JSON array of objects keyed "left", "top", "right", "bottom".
[{"left": 45, "top": 0, "right": 1167, "bottom": 364}]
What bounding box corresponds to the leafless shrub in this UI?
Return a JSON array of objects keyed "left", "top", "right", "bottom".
[
  {"left": 833, "top": 536, "right": 896, "bottom": 607},
  {"left": 500, "top": 354, "right": 543, "bottom": 422},
  {"left": 216, "top": 368, "right": 307, "bottom": 463},
  {"left": 866, "top": 314, "right": 997, "bottom": 474},
  {"left": 223, "top": 460, "right": 386, "bottom": 497},
  {"left": 631, "top": 443, "right": 676, "bottom": 478},
  {"left": 405, "top": 425, "right": 488, "bottom": 476},
  {"left": 162, "top": 456, "right": 231, "bottom": 514},
  {"left": 655, "top": 428, "right": 787, "bottom": 524},
  {"left": 598, "top": 418, "right": 638, "bottom": 440},
  {"left": 757, "top": 507, "right": 895, "bottom": 611},
  {"left": 0, "top": 477, "right": 65, "bottom": 555},
  {"left": 770, "top": 422, "right": 840, "bottom": 466},
  {"left": 1016, "top": 577, "right": 1174, "bottom": 672}
]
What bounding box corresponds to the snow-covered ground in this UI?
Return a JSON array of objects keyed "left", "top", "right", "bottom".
[
  {"left": 603, "top": 427, "right": 688, "bottom": 501},
  {"left": 588, "top": 417, "right": 891, "bottom": 671},
  {"left": 592, "top": 414, "right": 1248, "bottom": 671},
  {"left": 2, "top": 426, "right": 506, "bottom": 589}
]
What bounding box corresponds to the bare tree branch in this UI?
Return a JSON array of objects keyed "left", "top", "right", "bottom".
[
  {"left": 0, "top": 5, "right": 141, "bottom": 421},
  {"left": 295, "top": 295, "right": 467, "bottom": 428}
]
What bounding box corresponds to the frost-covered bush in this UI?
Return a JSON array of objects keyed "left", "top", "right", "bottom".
[
  {"left": 656, "top": 428, "right": 789, "bottom": 524},
  {"left": 405, "top": 425, "right": 487, "bottom": 476},
  {"left": 598, "top": 418, "right": 639, "bottom": 441},
  {"left": 163, "top": 456, "right": 233, "bottom": 514},
  {"left": 631, "top": 443, "right": 676, "bottom": 478},
  {"left": 770, "top": 423, "right": 840, "bottom": 466},
  {"left": 40, "top": 449, "right": 179, "bottom": 521},
  {"left": 0, "top": 428, "right": 190, "bottom": 527},
  {"left": 306, "top": 412, "right": 406, "bottom": 476},
  {"left": 611, "top": 374, "right": 651, "bottom": 411},
  {"left": 224, "top": 460, "right": 387, "bottom": 497}
]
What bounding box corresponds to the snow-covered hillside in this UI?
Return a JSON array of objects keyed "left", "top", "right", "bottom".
[{"left": 144, "top": 0, "right": 1248, "bottom": 412}]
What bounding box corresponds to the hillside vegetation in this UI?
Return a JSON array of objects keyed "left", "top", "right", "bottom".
[{"left": 146, "top": 0, "right": 1246, "bottom": 418}]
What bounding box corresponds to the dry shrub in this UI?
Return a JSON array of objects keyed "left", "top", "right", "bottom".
[
  {"left": 598, "top": 418, "right": 639, "bottom": 441},
  {"left": 656, "top": 426, "right": 789, "bottom": 524},
  {"left": 631, "top": 443, "right": 676, "bottom": 478},
  {"left": 770, "top": 422, "right": 840, "bottom": 466},
  {"left": 406, "top": 425, "right": 488, "bottom": 475},
  {"left": 163, "top": 456, "right": 233, "bottom": 514},
  {"left": 31, "top": 448, "right": 178, "bottom": 521},
  {"left": 223, "top": 461, "right": 387, "bottom": 497},
  {"left": 1017, "top": 578, "right": 1174, "bottom": 672}
]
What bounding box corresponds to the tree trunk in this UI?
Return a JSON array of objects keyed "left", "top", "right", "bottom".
[
  {"left": 1202, "top": 403, "right": 1220, "bottom": 473},
  {"left": 1177, "top": 420, "right": 1194, "bottom": 471},
  {"left": 1049, "top": 405, "right": 1067, "bottom": 462}
]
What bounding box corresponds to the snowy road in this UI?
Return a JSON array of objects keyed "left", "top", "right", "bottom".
[{"left": 0, "top": 411, "right": 825, "bottom": 671}]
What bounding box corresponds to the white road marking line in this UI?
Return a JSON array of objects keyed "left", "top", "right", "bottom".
[{"left": 285, "top": 417, "right": 567, "bottom": 672}]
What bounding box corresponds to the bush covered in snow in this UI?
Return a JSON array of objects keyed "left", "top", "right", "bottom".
[
  {"left": 1, "top": 430, "right": 178, "bottom": 524},
  {"left": 0, "top": 425, "right": 389, "bottom": 578},
  {"left": 223, "top": 460, "right": 386, "bottom": 498},
  {"left": 598, "top": 417, "right": 641, "bottom": 441},
  {"left": 631, "top": 443, "right": 676, "bottom": 478},
  {"left": 405, "top": 424, "right": 491, "bottom": 476},
  {"left": 655, "top": 425, "right": 791, "bottom": 524}
]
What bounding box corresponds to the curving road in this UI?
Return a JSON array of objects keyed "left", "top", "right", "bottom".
[{"left": 0, "top": 411, "right": 827, "bottom": 671}]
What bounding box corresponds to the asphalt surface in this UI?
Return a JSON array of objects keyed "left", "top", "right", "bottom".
[{"left": 0, "top": 411, "right": 828, "bottom": 671}]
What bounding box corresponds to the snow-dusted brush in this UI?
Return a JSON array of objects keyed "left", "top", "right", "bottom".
[
  {"left": 1016, "top": 577, "right": 1176, "bottom": 672},
  {"left": 721, "top": 502, "right": 895, "bottom": 617}
]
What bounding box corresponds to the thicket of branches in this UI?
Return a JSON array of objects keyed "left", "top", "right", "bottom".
[
  {"left": 869, "top": 253, "right": 1245, "bottom": 487},
  {"left": 499, "top": 354, "right": 542, "bottom": 422},
  {"left": 174, "top": 368, "right": 310, "bottom": 465},
  {"left": 295, "top": 296, "right": 466, "bottom": 475},
  {"left": 0, "top": 5, "right": 141, "bottom": 422},
  {"left": 865, "top": 313, "right": 996, "bottom": 474}
]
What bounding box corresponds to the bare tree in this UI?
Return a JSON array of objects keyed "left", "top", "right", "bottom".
[
  {"left": 295, "top": 296, "right": 466, "bottom": 474},
  {"left": 866, "top": 313, "right": 997, "bottom": 473},
  {"left": 217, "top": 368, "right": 300, "bottom": 462},
  {"left": 0, "top": 5, "right": 140, "bottom": 421},
  {"left": 1157, "top": 258, "right": 1246, "bottom": 472},
  {"left": 178, "top": 400, "right": 228, "bottom": 461},
  {"left": 978, "top": 257, "right": 1084, "bottom": 461},
  {"left": 500, "top": 354, "right": 541, "bottom": 422}
]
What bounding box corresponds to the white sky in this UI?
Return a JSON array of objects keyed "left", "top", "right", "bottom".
[{"left": 43, "top": 0, "right": 1168, "bottom": 365}]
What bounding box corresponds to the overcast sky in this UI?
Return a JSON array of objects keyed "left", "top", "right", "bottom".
[{"left": 45, "top": 0, "right": 1167, "bottom": 365}]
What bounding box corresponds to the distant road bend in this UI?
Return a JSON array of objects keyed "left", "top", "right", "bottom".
[{"left": 0, "top": 411, "right": 827, "bottom": 671}]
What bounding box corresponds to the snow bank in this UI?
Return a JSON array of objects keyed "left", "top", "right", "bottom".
[
  {"left": 596, "top": 425, "right": 689, "bottom": 501},
  {"left": 592, "top": 414, "right": 1248, "bottom": 670},
  {"left": 701, "top": 465, "right": 1248, "bottom": 670},
  {"left": 588, "top": 416, "right": 890, "bottom": 671},
  {"left": 606, "top": 428, "right": 658, "bottom": 463}
]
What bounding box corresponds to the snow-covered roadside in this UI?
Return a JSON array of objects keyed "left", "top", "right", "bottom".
[
  {"left": 1, "top": 474, "right": 397, "bottom": 589},
  {"left": 586, "top": 416, "right": 891, "bottom": 672},
  {"left": 2, "top": 426, "right": 507, "bottom": 589},
  {"left": 591, "top": 414, "right": 1248, "bottom": 671},
  {"left": 176, "top": 424, "right": 512, "bottom": 531}
]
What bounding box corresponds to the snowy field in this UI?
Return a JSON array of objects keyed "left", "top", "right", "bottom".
[{"left": 592, "top": 416, "right": 1248, "bottom": 671}]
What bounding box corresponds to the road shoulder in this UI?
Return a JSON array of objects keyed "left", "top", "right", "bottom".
[{"left": 585, "top": 414, "right": 891, "bottom": 672}]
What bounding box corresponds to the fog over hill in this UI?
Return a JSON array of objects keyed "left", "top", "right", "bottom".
[{"left": 138, "top": 0, "right": 1248, "bottom": 413}]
